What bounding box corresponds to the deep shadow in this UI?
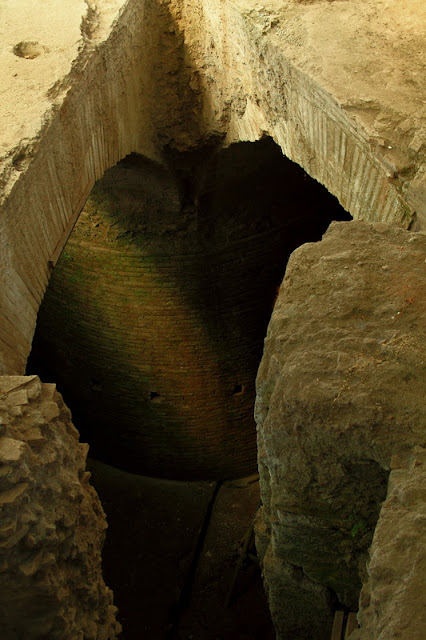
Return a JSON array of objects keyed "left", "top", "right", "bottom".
[
  {"left": 27, "top": 137, "right": 351, "bottom": 481},
  {"left": 26, "top": 137, "right": 352, "bottom": 640}
]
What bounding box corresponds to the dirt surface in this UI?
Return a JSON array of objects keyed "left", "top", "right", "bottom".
[
  {"left": 0, "top": 0, "right": 123, "bottom": 161},
  {"left": 1, "top": 0, "right": 425, "bottom": 159},
  {"left": 1, "top": 0, "right": 425, "bottom": 209},
  {"left": 250, "top": 0, "right": 426, "bottom": 134},
  {"left": 87, "top": 459, "right": 275, "bottom": 640},
  {"left": 176, "top": 475, "right": 275, "bottom": 640},
  {"left": 0, "top": 0, "right": 86, "bottom": 157}
]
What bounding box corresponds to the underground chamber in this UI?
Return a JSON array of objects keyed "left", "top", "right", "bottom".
[
  {"left": 27, "top": 137, "right": 352, "bottom": 481},
  {"left": 27, "top": 138, "right": 353, "bottom": 639}
]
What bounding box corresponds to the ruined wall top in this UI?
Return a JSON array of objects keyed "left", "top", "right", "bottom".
[{"left": 0, "top": 0, "right": 425, "bottom": 374}]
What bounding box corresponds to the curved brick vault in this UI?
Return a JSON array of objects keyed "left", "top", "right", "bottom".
[
  {"left": 1, "top": 0, "right": 425, "bottom": 376},
  {"left": 26, "top": 140, "right": 351, "bottom": 479}
]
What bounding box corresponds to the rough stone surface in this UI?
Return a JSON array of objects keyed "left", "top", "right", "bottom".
[
  {"left": 0, "top": 375, "right": 120, "bottom": 640},
  {"left": 351, "top": 446, "right": 426, "bottom": 640},
  {"left": 1, "top": 0, "right": 425, "bottom": 374},
  {"left": 255, "top": 221, "right": 426, "bottom": 639}
]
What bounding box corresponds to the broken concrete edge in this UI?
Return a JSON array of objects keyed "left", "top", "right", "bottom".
[
  {"left": 0, "top": 375, "right": 121, "bottom": 640},
  {"left": 255, "top": 221, "right": 426, "bottom": 639}
]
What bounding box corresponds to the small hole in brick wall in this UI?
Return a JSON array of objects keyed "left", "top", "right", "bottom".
[
  {"left": 232, "top": 383, "right": 244, "bottom": 395},
  {"left": 90, "top": 378, "right": 102, "bottom": 392},
  {"left": 149, "top": 391, "right": 160, "bottom": 401}
]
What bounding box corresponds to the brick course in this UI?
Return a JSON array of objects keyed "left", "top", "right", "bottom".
[{"left": 28, "top": 144, "right": 349, "bottom": 479}]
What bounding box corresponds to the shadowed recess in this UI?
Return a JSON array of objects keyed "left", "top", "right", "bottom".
[{"left": 27, "top": 137, "right": 351, "bottom": 480}]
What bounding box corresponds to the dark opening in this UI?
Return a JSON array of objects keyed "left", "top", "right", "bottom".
[
  {"left": 26, "top": 137, "right": 352, "bottom": 640},
  {"left": 90, "top": 378, "right": 102, "bottom": 392},
  {"left": 27, "top": 137, "right": 351, "bottom": 481}
]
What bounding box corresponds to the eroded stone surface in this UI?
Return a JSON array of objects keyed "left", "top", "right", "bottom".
[
  {"left": 255, "top": 221, "right": 426, "bottom": 639},
  {"left": 352, "top": 446, "right": 426, "bottom": 640},
  {"left": 0, "top": 375, "right": 120, "bottom": 640}
]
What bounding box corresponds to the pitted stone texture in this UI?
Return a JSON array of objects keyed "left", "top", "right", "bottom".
[
  {"left": 352, "top": 446, "right": 426, "bottom": 640},
  {"left": 255, "top": 221, "right": 426, "bottom": 640},
  {"left": 0, "top": 375, "right": 120, "bottom": 640}
]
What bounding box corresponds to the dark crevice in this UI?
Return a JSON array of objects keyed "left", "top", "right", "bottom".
[{"left": 166, "top": 480, "right": 222, "bottom": 639}]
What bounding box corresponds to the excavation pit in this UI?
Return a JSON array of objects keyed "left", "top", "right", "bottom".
[{"left": 27, "top": 138, "right": 351, "bottom": 482}]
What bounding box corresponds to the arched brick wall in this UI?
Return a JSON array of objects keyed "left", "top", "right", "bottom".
[{"left": 0, "top": 0, "right": 421, "bottom": 376}]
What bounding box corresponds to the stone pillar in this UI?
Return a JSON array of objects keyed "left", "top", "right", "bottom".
[
  {"left": 255, "top": 221, "right": 426, "bottom": 639},
  {"left": 353, "top": 446, "right": 426, "bottom": 640}
]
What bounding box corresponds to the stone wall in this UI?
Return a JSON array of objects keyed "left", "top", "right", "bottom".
[
  {"left": 0, "top": 375, "right": 120, "bottom": 640},
  {"left": 353, "top": 446, "right": 426, "bottom": 640},
  {"left": 0, "top": 2, "right": 425, "bottom": 637},
  {"left": 255, "top": 221, "right": 426, "bottom": 639}
]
